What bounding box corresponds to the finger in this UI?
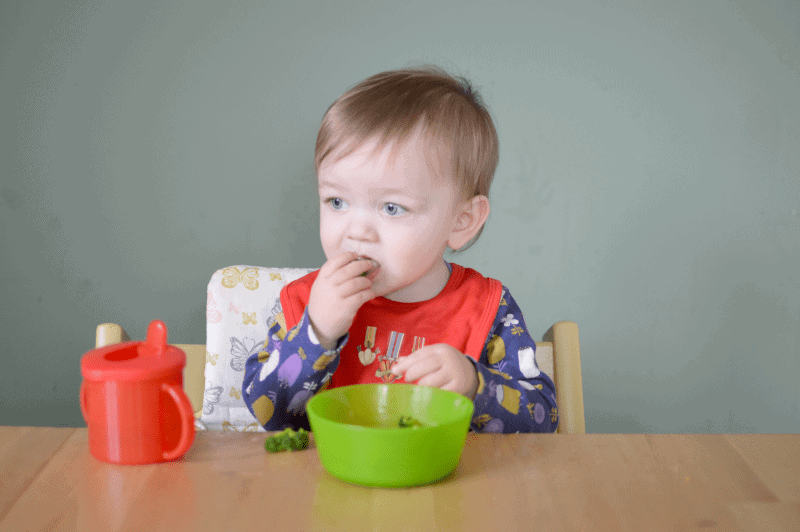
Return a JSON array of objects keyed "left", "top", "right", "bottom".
[
  {"left": 439, "top": 379, "right": 469, "bottom": 395},
  {"left": 390, "top": 351, "right": 426, "bottom": 375},
  {"left": 390, "top": 344, "right": 441, "bottom": 375},
  {"left": 390, "top": 358, "right": 407, "bottom": 375},
  {"left": 321, "top": 251, "right": 359, "bottom": 277},
  {"left": 416, "top": 372, "right": 451, "bottom": 390},
  {"left": 340, "top": 286, "right": 376, "bottom": 309},
  {"left": 359, "top": 286, "right": 377, "bottom": 304},
  {"left": 326, "top": 257, "right": 374, "bottom": 287},
  {"left": 398, "top": 356, "right": 443, "bottom": 384},
  {"left": 337, "top": 275, "right": 373, "bottom": 298},
  {"left": 338, "top": 257, "right": 376, "bottom": 282}
]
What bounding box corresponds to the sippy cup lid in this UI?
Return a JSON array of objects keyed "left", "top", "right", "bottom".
[{"left": 81, "top": 320, "right": 187, "bottom": 381}]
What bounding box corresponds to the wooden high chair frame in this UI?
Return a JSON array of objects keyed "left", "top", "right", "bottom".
[{"left": 95, "top": 320, "right": 585, "bottom": 433}]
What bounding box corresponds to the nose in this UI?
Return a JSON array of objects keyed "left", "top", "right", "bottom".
[{"left": 344, "top": 210, "right": 378, "bottom": 242}]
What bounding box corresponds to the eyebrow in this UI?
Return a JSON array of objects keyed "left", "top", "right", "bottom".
[
  {"left": 318, "top": 181, "right": 412, "bottom": 196},
  {"left": 317, "top": 181, "right": 346, "bottom": 191}
]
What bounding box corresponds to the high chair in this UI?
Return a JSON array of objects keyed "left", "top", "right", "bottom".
[{"left": 95, "top": 266, "right": 585, "bottom": 434}]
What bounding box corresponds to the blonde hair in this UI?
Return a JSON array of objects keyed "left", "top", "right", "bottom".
[{"left": 315, "top": 66, "right": 499, "bottom": 249}]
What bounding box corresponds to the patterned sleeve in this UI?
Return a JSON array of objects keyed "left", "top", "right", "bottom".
[
  {"left": 242, "top": 307, "right": 347, "bottom": 431},
  {"left": 469, "top": 286, "right": 558, "bottom": 433}
]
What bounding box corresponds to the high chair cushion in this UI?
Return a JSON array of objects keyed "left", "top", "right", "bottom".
[{"left": 202, "top": 266, "right": 314, "bottom": 431}]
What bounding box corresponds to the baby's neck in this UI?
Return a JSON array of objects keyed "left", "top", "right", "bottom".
[{"left": 383, "top": 260, "right": 451, "bottom": 303}]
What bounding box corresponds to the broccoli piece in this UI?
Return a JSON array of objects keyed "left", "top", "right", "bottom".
[
  {"left": 264, "top": 427, "right": 310, "bottom": 452},
  {"left": 398, "top": 416, "right": 422, "bottom": 429},
  {"left": 355, "top": 257, "right": 376, "bottom": 277}
]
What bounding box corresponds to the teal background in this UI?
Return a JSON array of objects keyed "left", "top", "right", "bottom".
[{"left": 1, "top": 0, "right": 798, "bottom": 432}]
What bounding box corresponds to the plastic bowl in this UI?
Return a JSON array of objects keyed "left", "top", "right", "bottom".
[{"left": 306, "top": 383, "right": 474, "bottom": 487}]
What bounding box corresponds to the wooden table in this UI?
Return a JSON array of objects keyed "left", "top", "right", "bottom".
[{"left": 1, "top": 427, "right": 798, "bottom": 531}]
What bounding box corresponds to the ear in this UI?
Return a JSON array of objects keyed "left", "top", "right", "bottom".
[{"left": 448, "top": 195, "right": 490, "bottom": 251}]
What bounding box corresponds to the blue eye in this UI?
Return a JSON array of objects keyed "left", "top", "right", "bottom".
[
  {"left": 328, "top": 198, "right": 346, "bottom": 210},
  {"left": 384, "top": 203, "right": 406, "bottom": 216}
]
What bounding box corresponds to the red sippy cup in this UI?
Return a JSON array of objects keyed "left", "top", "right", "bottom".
[{"left": 80, "top": 320, "right": 195, "bottom": 464}]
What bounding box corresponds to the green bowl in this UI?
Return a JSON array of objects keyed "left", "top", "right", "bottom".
[{"left": 306, "top": 383, "right": 474, "bottom": 488}]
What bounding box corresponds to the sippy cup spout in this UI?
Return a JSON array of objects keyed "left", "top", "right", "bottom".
[{"left": 142, "top": 319, "right": 168, "bottom": 356}]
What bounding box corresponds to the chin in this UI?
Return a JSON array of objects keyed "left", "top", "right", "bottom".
[
  {"left": 380, "top": 282, "right": 421, "bottom": 303},
  {"left": 375, "top": 281, "right": 400, "bottom": 299}
]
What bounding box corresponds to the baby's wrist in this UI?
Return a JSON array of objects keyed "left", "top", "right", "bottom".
[{"left": 309, "top": 319, "right": 339, "bottom": 351}]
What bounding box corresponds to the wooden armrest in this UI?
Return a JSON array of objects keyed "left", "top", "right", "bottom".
[
  {"left": 95, "top": 323, "right": 131, "bottom": 348},
  {"left": 552, "top": 321, "right": 585, "bottom": 434},
  {"left": 176, "top": 344, "right": 206, "bottom": 418}
]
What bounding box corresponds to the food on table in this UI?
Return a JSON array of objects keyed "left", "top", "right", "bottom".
[{"left": 264, "top": 427, "right": 310, "bottom": 452}]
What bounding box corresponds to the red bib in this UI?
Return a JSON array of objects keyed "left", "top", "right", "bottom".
[{"left": 280, "top": 264, "right": 503, "bottom": 388}]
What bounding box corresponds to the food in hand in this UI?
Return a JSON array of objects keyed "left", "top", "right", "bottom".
[
  {"left": 264, "top": 427, "right": 310, "bottom": 452},
  {"left": 354, "top": 256, "right": 379, "bottom": 277}
]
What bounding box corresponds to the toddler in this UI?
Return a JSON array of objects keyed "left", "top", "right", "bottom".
[{"left": 243, "top": 67, "right": 558, "bottom": 433}]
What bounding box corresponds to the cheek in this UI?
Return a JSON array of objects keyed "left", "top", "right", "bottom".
[
  {"left": 384, "top": 226, "right": 440, "bottom": 262},
  {"left": 382, "top": 225, "right": 416, "bottom": 250},
  {"left": 403, "top": 217, "right": 449, "bottom": 249},
  {"left": 319, "top": 212, "right": 337, "bottom": 248}
]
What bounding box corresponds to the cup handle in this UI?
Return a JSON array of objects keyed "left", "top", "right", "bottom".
[
  {"left": 80, "top": 381, "right": 88, "bottom": 423},
  {"left": 161, "top": 383, "right": 196, "bottom": 461}
]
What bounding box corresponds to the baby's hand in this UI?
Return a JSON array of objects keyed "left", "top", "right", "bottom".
[
  {"left": 308, "top": 252, "right": 375, "bottom": 351},
  {"left": 391, "top": 344, "right": 479, "bottom": 399}
]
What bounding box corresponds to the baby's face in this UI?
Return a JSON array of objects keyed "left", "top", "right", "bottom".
[{"left": 317, "top": 132, "right": 465, "bottom": 302}]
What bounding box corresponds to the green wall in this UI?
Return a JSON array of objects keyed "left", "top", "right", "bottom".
[{"left": 2, "top": 0, "right": 798, "bottom": 432}]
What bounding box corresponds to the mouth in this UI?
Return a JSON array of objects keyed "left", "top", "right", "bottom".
[{"left": 355, "top": 256, "right": 380, "bottom": 280}]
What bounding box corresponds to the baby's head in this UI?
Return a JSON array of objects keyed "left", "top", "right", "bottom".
[{"left": 315, "top": 66, "right": 499, "bottom": 250}]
